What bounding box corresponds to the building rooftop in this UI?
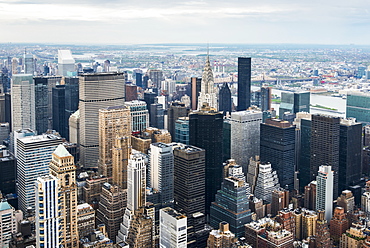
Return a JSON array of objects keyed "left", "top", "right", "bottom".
[
  {"left": 53, "top": 144, "right": 72, "bottom": 157},
  {"left": 0, "top": 200, "right": 11, "bottom": 211},
  {"left": 19, "top": 134, "right": 62, "bottom": 144},
  {"left": 162, "top": 207, "right": 186, "bottom": 220},
  {"left": 58, "top": 50, "right": 75, "bottom": 64},
  {"left": 77, "top": 203, "right": 93, "bottom": 211}
]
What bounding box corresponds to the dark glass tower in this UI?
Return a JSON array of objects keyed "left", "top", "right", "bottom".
[
  {"left": 279, "top": 91, "right": 310, "bottom": 117},
  {"left": 34, "top": 77, "right": 49, "bottom": 134},
  {"left": 173, "top": 144, "right": 208, "bottom": 247},
  {"left": 144, "top": 91, "right": 157, "bottom": 116},
  {"left": 135, "top": 72, "right": 143, "bottom": 88},
  {"left": 210, "top": 177, "right": 252, "bottom": 237},
  {"left": 237, "top": 57, "right": 251, "bottom": 111},
  {"left": 218, "top": 83, "right": 232, "bottom": 115},
  {"left": 189, "top": 109, "right": 223, "bottom": 214},
  {"left": 261, "top": 86, "right": 271, "bottom": 111},
  {"left": 52, "top": 85, "right": 66, "bottom": 138},
  {"left": 149, "top": 103, "right": 164, "bottom": 129},
  {"left": 167, "top": 102, "right": 188, "bottom": 140},
  {"left": 339, "top": 120, "right": 362, "bottom": 192},
  {"left": 260, "top": 119, "right": 295, "bottom": 190},
  {"left": 64, "top": 77, "right": 79, "bottom": 141},
  {"left": 298, "top": 118, "right": 312, "bottom": 191},
  {"left": 191, "top": 77, "right": 201, "bottom": 110},
  {"left": 310, "top": 114, "right": 340, "bottom": 198}
]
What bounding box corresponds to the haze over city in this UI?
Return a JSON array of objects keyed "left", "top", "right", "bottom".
[{"left": 1, "top": 0, "right": 370, "bottom": 44}]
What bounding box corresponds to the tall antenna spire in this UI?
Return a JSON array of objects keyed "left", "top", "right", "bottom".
[{"left": 207, "top": 43, "right": 209, "bottom": 61}]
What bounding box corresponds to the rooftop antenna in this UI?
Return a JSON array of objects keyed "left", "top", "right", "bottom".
[{"left": 207, "top": 42, "right": 209, "bottom": 61}]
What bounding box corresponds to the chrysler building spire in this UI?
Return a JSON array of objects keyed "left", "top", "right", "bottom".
[{"left": 198, "top": 50, "right": 218, "bottom": 110}]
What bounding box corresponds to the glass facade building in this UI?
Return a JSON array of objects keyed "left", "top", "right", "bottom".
[
  {"left": 210, "top": 177, "right": 252, "bottom": 237},
  {"left": 346, "top": 93, "right": 370, "bottom": 125},
  {"left": 175, "top": 118, "right": 189, "bottom": 145}
]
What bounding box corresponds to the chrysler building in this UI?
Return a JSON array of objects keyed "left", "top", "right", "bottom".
[{"left": 198, "top": 55, "right": 218, "bottom": 110}]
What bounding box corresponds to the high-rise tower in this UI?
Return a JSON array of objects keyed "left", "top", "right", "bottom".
[
  {"left": 218, "top": 83, "right": 232, "bottom": 115},
  {"left": 11, "top": 74, "right": 35, "bottom": 132},
  {"left": 189, "top": 106, "right": 223, "bottom": 213},
  {"left": 316, "top": 165, "right": 334, "bottom": 222},
  {"left": 230, "top": 110, "right": 262, "bottom": 172},
  {"left": 197, "top": 56, "right": 218, "bottom": 110},
  {"left": 99, "top": 106, "right": 131, "bottom": 179},
  {"left": 35, "top": 175, "right": 60, "bottom": 248},
  {"left": 237, "top": 57, "right": 251, "bottom": 111},
  {"left": 310, "top": 114, "right": 340, "bottom": 198},
  {"left": 49, "top": 144, "right": 79, "bottom": 247},
  {"left": 79, "top": 72, "right": 126, "bottom": 168},
  {"left": 260, "top": 118, "right": 295, "bottom": 190},
  {"left": 17, "top": 134, "right": 63, "bottom": 213}
]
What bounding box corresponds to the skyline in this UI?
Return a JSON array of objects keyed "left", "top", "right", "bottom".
[{"left": 1, "top": 0, "right": 370, "bottom": 45}]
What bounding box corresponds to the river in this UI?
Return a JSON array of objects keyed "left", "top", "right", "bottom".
[{"left": 232, "top": 88, "right": 347, "bottom": 118}]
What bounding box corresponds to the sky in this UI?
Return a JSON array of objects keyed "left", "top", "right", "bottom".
[{"left": 1, "top": 0, "right": 370, "bottom": 45}]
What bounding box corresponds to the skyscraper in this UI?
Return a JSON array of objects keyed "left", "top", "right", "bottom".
[
  {"left": 310, "top": 114, "right": 340, "bottom": 198},
  {"left": 33, "top": 76, "right": 63, "bottom": 133},
  {"left": 218, "top": 83, "right": 232, "bottom": 115},
  {"left": 127, "top": 151, "right": 146, "bottom": 212},
  {"left": 191, "top": 77, "right": 201, "bottom": 110},
  {"left": 64, "top": 77, "right": 79, "bottom": 141},
  {"left": 173, "top": 144, "right": 205, "bottom": 216},
  {"left": 346, "top": 92, "right": 370, "bottom": 125},
  {"left": 316, "top": 165, "right": 334, "bottom": 222},
  {"left": 98, "top": 106, "right": 131, "bottom": 178},
  {"left": 198, "top": 56, "right": 218, "bottom": 110},
  {"left": 34, "top": 76, "right": 49, "bottom": 134},
  {"left": 230, "top": 110, "right": 262, "bottom": 172},
  {"left": 35, "top": 175, "right": 60, "bottom": 248},
  {"left": 52, "top": 84, "right": 66, "bottom": 137},
  {"left": 210, "top": 176, "right": 252, "bottom": 237},
  {"left": 339, "top": 118, "right": 362, "bottom": 192},
  {"left": 79, "top": 72, "right": 126, "bottom": 168},
  {"left": 254, "top": 163, "right": 280, "bottom": 203},
  {"left": 58, "top": 50, "right": 75, "bottom": 76},
  {"left": 173, "top": 144, "right": 207, "bottom": 247},
  {"left": 0, "top": 200, "right": 22, "bottom": 247},
  {"left": 189, "top": 106, "right": 223, "bottom": 213},
  {"left": 279, "top": 91, "right": 310, "bottom": 118},
  {"left": 167, "top": 102, "right": 189, "bottom": 140},
  {"left": 0, "top": 146, "right": 16, "bottom": 196},
  {"left": 260, "top": 118, "right": 295, "bottom": 190},
  {"left": 116, "top": 150, "right": 147, "bottom": 243},
  {"left": 160, "top": 207, "right": 187, "bottom": 248},
  {"left": 24, "top": 53, "right": 34, "bottom": 75},
  {"left": 149, "top": 103, "right": 164, "bottom": 129},
  {"left": 149, "top": 143, "right": 174, "bottom": 206},
  {"left": 125, "top": 207, "right": 154, "bottom": 248},
  {"left": 148, "top": 69, "right": 163, "bottom": 90},
  {"left": 261, "top": 86, "right": 272, "bottom": 111},
  {"left": 237, "top": 57, "right": 251, "bottom": 111},
  {"left": 174, "top": 117, "right": 189, "bottom": 145},
  {"left": 11, "top": 74, "right": 35, "bottom": 132},
  {"left": 96, "top": 183, "right": 126, "bottom": 242},
  {"left": 17, "top": 134, "right": 63, "bottom": 213},
  {"left": 124, "top": 100, "right": 149, "bottom": 134},
  {"left": 49, "top": 145, "right": 79, "bottom": 247}
]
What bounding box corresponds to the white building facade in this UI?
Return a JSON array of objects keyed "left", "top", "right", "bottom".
[
  {"left": 160, "top": 207, "right": 187, "bottom": 248},
  {"left": 316, "top": 165, "right": 334, "bottom": 222},
  {"left": 35, "top": 175, "right": 60, "bottom": 248}
]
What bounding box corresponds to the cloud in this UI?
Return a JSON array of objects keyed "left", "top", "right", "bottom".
[{"left": 1, "top": 0, "right": 370, "bottom": 44}]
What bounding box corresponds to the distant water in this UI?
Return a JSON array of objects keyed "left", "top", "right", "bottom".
[
  {"left": 233, "top": 88, "right": 347, "bottom": 118},
  {"left": 272, "top": 89, "right": 346, "bottom": 117}
]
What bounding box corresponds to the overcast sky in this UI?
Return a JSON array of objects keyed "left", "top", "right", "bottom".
[{"left": 1, "top": 0, "right": 370, "bottom": 45}]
